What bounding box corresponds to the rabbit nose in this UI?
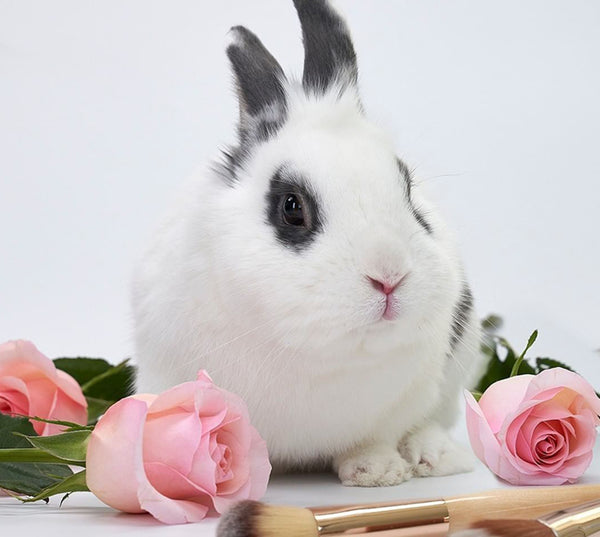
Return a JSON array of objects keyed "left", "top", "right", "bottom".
[{"left": 367, "top": 276, "right": 404, "bottom": 295}]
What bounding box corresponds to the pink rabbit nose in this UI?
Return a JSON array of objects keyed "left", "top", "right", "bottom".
[{"left": 368, "top": 276, "right": 403, "bottom": 295}]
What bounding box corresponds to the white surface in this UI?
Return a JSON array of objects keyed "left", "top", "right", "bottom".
[{"left": 1, "top": 0, "right": 599, "bottom": 536}]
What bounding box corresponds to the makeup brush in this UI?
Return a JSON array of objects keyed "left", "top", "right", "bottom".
[
  {"left": 449, "top": 499, "right": 600, "bottom": 537},
  {"left": 217, "top": 484, "right": 600, "bottom": 537}
]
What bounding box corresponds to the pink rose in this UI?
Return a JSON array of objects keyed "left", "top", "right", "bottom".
[
  {"left": 0, "top": 340, "right": 88, "bottom": 435},
  {"left": 465, "top": 367, "right": 600, "bottom": 485},
  {"left": 86, "top": 371, "right": 271, "bottom": 524}
]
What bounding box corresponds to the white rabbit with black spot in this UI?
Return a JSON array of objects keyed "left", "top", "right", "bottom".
[{"left": 132, "top": 0, "right": 484, "bottom": 486}]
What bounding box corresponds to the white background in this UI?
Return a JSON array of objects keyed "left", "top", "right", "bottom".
[{"left": 1, "top": 1, "right": 599, "bottom": 535}]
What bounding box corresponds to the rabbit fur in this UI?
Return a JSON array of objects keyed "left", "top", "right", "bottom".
[{"left": 132, "top": 0, "right": 483, "bottom": 486}]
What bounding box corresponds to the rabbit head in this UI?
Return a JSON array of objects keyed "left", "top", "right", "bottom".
[{"left": 202, "top": 0, "right": 463, "bottom": 355}]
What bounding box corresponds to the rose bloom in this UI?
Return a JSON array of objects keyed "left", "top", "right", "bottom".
[
  {"left": 465, "top": 367, "right": 600, "bottom": 485},
  {"left": 86, "top": 371, "right": 271, "bottom": 524},
  {"left": 0, "top": 340, "right": 87, "bottom": 435}
]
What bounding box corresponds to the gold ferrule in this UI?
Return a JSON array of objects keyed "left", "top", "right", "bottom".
[
  {"left": 309, "top": 498, "right": 449, "bottom": 536},
  {"left": 540, "top": 500, "right": 600, "bottom": 537}
]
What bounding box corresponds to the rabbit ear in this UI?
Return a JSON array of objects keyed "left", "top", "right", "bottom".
[
  {"left": 226, "top": 26, "right": 288, "bottom": 137},
  {"left": 293, "top": 0, "right": 358, "bottom": 93}
]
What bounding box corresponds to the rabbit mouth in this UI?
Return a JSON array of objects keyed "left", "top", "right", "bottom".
[{"left": 381, "top": 296, "right": 399, "bottom": 321}]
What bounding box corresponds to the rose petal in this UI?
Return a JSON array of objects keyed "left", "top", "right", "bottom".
[
  {"left": 188, "top": 433, "right": 218, "bottom": 496},
  {"left": 566, "top": 412, "right": 598, "bottom": 458},
  {"left": 143, "top": 410, "right": 202, "bottom": 476},
  {"left": 212, "top": 427, "right": 271, "bottom": 514},
  {"left": 194, "top": 387, "right": 230, "bottom": 433},
  {"left": 54, "top": 369, "right": 88, "bottom": 408},
  {"left": 213, "top": 479, "right": 252, "bottom": 515},
  {"left": 478, "top": 375, "right": 533, "bottom": 433},
  {"left": 515, "top": 428, "right": 537, "bottom": 464},
  {"left": 43, "top": 390, "right": 89, "bottom": 436},
  {"left": 147, "top": 382, "right": 198, "bottom": 414},
  {"left": 501, "top": 409, "right": 553, "bottom": 477},
  {"left": 196, "top": 370, "right": 214, "bottom": 386},
  {"left": 526, "top": 368, "right": 600, "bottom": 416},
  {"left": 554, "top": 451, "right": 595, "bottom": 482},
  {"left": 246, "top": 426, "right": 272, "bottom": 501},
  {"left": 86, "top": 397, "right": 148, "bottom": 513},
  {"left": 144, "top": 461, "right": 214, "bottom": 500},
  {"left": 18, "top": 378, "right": 56, "bottom": 427},
  {"left": 0, "top": 377, "right": 30, "bottom": 416},
  {"left": 0, "top": 341, "right": 58, "bottom": 379},
  {"left": 212, "top": 430, "right": 249, "bottom": 496},
  {"left": 137, "top": 489, "right": 209, "bottom": 524},
  {"left": 465, "top": 390, "right": 501, "bottom": 464}
]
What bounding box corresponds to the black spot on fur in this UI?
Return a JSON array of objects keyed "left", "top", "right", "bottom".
[
  {"left": 450, "top": 285, "right": 473, "bottom": 351},
  {"left": 254, "top": 119, "right": 285, "bottom": 144},
  {"left": 397, "top": 158, "right": 433, "bottom": 234},
  {"left": 412, "top": 206, "right": 432, "bottom": 234},
  {"left": 397, "top": 158, "right": 412, "bottom": 198},
  {"left": 266, "top": 167, "right": 323, "bottom": 252},
  {"left": 216, "top": 500, "right": 260, "bottom": 537},
  {"left": 293, "top": 0, "right": 358, "bottom": 93},
  {"left": 212, "top": 146, "right": 249, "bottom": 187}
]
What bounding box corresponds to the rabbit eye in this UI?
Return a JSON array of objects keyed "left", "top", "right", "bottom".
[
  {"left": 266, "top": 168, "right": 322, "bottom": 252},
  {"left": 282, "top": 194, "right": 305, "bottom": 226}
]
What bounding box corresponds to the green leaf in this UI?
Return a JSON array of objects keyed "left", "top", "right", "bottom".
[
  {"left": 521, "top": 330, "right": 539, "bottom": 358},
  {"left": 53, "top": 357, "right": 136, "bottom": 402},
  {"left": 53, "top": 356, "right": 118, "bottom": 386},
  {"left": 21, "top": 470, "right": 88, "bottom": 503},
  {"left": 0, "top": 461, "right": 73, "bottom": 497},
  {"left": 534, "top": 357, "right": 575, "bottom": 373},
  {"left": 473, "top": 350, "right": 509, "bottom": 394},
  {"left": 20, "top": 430, "right": 90, "bottom": 463},
  {"left": 85, "top": 396, "right": 113, "bottom": 425},
  {"left": 474, "top": 333, "right": 535, "bottom": 394},
  {"left": 0, "top": 415, "right": 73, "bottom": 497},
  {"left": 0, "top": 448, "right": 79, "bottom": 464},
  {"left": 481, "top": 314, "right": 503, "bottom": 332},
  {"left": 13, "top": 414, "right": 93, "bottom": 432},
  {"left": 510, "top": 330, "right": 539, "bottom": 377},
  {"left": 0, "top": 413, "right": 35, "bottom": 449}
]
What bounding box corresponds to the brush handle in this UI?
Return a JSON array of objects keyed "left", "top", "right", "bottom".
[
  {"left": 540, "top": 499, "right": 600, "bottom": 536},
  {"left": 446, "top": 484, "right": 600, "bottom": 531}
]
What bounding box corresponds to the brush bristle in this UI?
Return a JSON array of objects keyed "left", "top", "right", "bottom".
[
  {"left": 217, "top": 500, "right": 319, "bottom": 537},
  {"left": 451, "top": 519, "right": 553, "bottom": 537}
]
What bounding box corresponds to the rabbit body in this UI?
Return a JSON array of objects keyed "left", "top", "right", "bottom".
[{"left": 132, "top": 0, "right": 483, "bottom": 486}]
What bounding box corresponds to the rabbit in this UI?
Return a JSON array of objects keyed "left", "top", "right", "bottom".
[{"left": 132, "top": 0, "right": 484, "bottom": 487}]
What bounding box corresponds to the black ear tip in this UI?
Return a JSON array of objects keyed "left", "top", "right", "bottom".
[
  {"left": 227, "top": 25, "right": 253, "bottom": 45},
  {"left": 293, "top": 0, "right": 337, "bottom": 17},
  {"left": 228, "top": 25, "right": 249, "bottom": 36},
  {"left": 293, "top": 0, "right": 328, "bottom": 11},
  {"left": 226, "top": 26, "right": 268, "bottom": 61}
]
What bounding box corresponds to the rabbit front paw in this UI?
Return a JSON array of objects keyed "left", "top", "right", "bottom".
[
  {"left": 334, "top": 444, "right": 413, "bottom": 487},
  {"left": 399, "top": 424, "right": 475, "bottom": 477}
]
